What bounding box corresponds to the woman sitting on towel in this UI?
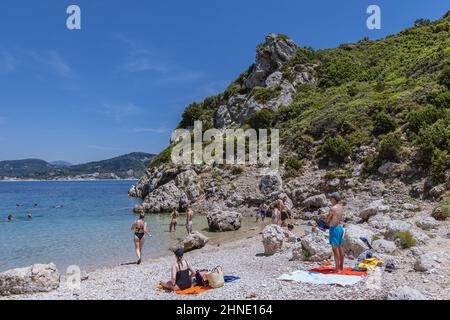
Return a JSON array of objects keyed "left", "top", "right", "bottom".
[{"left": 160, "top": 248, "right": 196, "bottom": 291}]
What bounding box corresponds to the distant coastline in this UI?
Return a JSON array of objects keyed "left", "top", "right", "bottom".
[{"left": 0, "top": 178, "right": 139, "bottom": 182}]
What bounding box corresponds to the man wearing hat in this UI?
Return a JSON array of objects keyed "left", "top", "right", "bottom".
[{"left": 319, "top": 192, "right": 345, "bottom": 272}]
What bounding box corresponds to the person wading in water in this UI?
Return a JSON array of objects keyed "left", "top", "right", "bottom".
[
  {"left": 185, "top": 207, "right": 193, "bottom": 235},
  {"left": 169, "top": 208, "right": 179, "bottom": 232},
  {"left": 131, "top": 212, "right": 151, "bottom": 264}
]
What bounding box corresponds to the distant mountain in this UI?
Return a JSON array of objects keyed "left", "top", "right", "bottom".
[
  {"left": 50, "top": 161, "right": 72, "bottom": 167},
  {"left": 0, "top": 152, "right": 155, "bottom": 180}
]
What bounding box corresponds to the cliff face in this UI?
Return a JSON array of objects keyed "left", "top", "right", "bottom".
[{"left": 130, "top": 13, "right": 449, "bottom": 218}]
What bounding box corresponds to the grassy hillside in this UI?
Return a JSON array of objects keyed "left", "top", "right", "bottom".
[{"left": 151, "top": 12, "right": 449, "bottom": 185}]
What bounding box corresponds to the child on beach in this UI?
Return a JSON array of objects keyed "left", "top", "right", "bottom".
[{"left": 256, "top": 202, "right": 268, "bottom": 222}]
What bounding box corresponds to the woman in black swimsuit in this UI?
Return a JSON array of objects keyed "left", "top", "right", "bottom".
[
  {"left": 160, "top": 248, "right": 195, "bottom": 291},
  {"left": 131, "top": 212, "right": 151, "bottom": 264}
]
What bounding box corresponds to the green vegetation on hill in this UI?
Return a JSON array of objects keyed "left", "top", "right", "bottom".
[
  {"left": 0, "top": 152, "right": 155, "bottom": 180},
  {"left": 154, "top": 12, "right": 450, "bottom": 183}
]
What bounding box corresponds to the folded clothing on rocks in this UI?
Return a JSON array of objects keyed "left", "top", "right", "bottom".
[{"left": 278, "top": 270, "right": 364, "bottom": 286}]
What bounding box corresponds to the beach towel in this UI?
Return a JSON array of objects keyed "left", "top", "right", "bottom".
[
  {"left": 278, "top": 270, "right": 364, "bottom": 286},
  {"left": 308, "top": 266, "right": 368, "bottom": 276},
  {"left": 224, "top": 276, "right": 240, "bottom": 282},
  {"left": 358, "top": 258, "right": 384, "bottom": 271},
  {"left": 156, "top": 285, "right": 210, "bottom": 295}
]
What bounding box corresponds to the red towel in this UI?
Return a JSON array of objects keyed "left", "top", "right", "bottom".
[{"left": 308, "top": 266, "right": 368, "bottom": 276}]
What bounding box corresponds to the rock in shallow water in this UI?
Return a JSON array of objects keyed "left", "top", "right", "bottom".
[
  {"left": 172, "top": 231, "right": 209, "bottom": 252},
  {"left": 207, "top": 210, "right": 242, "bottom": 232},
  {"left": 0, "top": 263, "right": 60, "bottom": 296}
]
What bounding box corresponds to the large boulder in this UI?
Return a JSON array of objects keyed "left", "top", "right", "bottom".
[
  {"left": 384, "top": 220, "right": 412, "bottom": 240},
  {"left": 415, "top": 215, "right": 439, "bottom": 230},
  {"left": 0, "top": 263, "right": 60, "bottom": 296},
  {"left": 300, "top": 234, "right": 332, "bottom": 262},
  {"left": 302, "top": 194, "right": 328, "bottom": 209},
  {"left": 262, "top": 224, "right": 286, "bottom": 255},
  {"left": 173, "top": 231, "right": 209, "bottom": 252},
  {"left": 358, "top": 199, "right": 389, "bottom": 221},
  {"left": 259, "top": 173, "right": 283, "bottom": 196},
  {"left": 414, "top": 252, "right": 450, "bottom": 272},
  {"left": 343, "top": 225, "right": 375, "bottom": 257},
  {"left": 387, "top": 286, "right": 427, "bottom": 300},
  {"left": 207, "top": 210, "right": 242, "bottom": 232},
  {"left": 372, "top": 239, "right": 397, "bottom": 255},
  {"left": 291, "top": 242, "right": 306, "bottom": 261}
]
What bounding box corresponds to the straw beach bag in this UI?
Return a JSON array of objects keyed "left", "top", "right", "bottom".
[{"left": 206, "top": 266, "right": 224, "bottom": 288}]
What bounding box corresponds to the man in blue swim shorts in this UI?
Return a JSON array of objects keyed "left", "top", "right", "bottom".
[{"left": 319, "top": 192, "right": 345, "bottom": 272}]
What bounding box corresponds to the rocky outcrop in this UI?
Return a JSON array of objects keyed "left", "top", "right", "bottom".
[
  {"left": 259, "top": 172, "right": 283, "bottom": 197},
  {"left": 414, "top": 251, "right": 450, "bottom": 272},
  {"left": 262, "top": 224, "right": 286, "bottom": 255},
  {"left": 415, "top": 215, "right": 439, "bottom": 230},
  {"left": 0, "top": 263, "right": 60, "bottom": 296},
  {"left": 244, "top": 34, "right": 297, "bottom": 89},
  {"left": 207, "top": 210, "right": 242, "bottom": 232},
  {"left": 172, "top": 231, "right": 209, "bottom": 252}
]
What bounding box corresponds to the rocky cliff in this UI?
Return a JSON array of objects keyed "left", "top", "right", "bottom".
[{"left": 130, "top": 13, "right": 449, "bottom": 225}]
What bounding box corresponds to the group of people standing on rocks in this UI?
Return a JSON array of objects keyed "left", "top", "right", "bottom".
[{"left": 256, "top": 192, "right": 346, "bottom": 272}]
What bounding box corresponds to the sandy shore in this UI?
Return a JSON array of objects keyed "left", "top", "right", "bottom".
[{"left": 3, "top": 221, "right": 450, "bottom": 300}]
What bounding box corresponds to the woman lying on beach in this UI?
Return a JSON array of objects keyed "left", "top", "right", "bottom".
[
  {"left": 131, "top": 212, "right": 151, "bottom": 264},
  {"left": 160, "top": 248, "right": 196, "bottom": 291}
]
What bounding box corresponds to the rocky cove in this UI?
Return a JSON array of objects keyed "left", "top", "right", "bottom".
[{"left": 1, "top": 14, "right": 449, "bottom": 300}]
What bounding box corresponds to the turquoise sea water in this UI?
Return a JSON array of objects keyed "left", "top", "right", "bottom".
[{"left": 0, "top": 180, "right": 236, "bottom": 273}]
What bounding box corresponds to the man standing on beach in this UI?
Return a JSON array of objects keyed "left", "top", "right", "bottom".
[
  {"left": 185, "top": 206, "right": 193, "bottom": 235},
  {"left": 319, "top": 192, "right": 345, "bottom": 272}
]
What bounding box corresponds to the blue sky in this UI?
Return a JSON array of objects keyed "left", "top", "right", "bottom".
[{"left": 0, "top": 0, "right": 447, "bottom": 163}]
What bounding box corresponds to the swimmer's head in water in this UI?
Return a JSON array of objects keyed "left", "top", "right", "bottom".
[{"left": 139, "top": 212, "right": 146, "bottom": 219}]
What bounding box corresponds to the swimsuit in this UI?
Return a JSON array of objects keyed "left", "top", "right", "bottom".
[
  {"left": 135, "top": 222, "right": 145, "bottom": 240},
  {"left": 329, "top": 225, "right": 344, "bottom": 246},
  {"left": 175, "top": 261, "right": 192, "bottom": 290}
]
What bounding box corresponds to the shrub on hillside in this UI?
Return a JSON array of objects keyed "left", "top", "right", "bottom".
[
  {"left": 319, "top": 136, "right": 352, "bottom": 164},
  {"left": 429, "top": 149, "right": 450, "bottom": 184},
  {"left": 407, "top": 106, "right": 446, "bottom": 133},
  {"left": 246, "top": 109, "right": 274, "bottom": 130},
  {"left": 252, "top": 86, "right": 282, "bottom": 104},
  {"left": 179, "top": 103, "right": 204, "bottom": 128},
  {"left": 414, "top": 119, "right": 450, "bottom": 164},
  {"left": 377, "top": 133, "right": 402, "bottom": 161},
  {"left": 431, "top": 192, "right": 450, "bottom": 221},
  {"left": 282, "top": 156, "right": 304, "bottom": 179},
  {"left": 394, "top": 231, "right": 416, "bottom": 249},
  {"left": 372, "top": 112, "right": 397, "bottom": 136}
]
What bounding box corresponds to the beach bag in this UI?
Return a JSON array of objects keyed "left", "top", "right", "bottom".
[
  {"left": 206, "top": 266, "right": 224, "bottom": 288},
  {"left": 195, "top": 269, "right": 209, "bottom": 286}
]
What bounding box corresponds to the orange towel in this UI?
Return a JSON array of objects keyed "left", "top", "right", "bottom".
[
  {"left": 308, "top": 266, "right": 368, "bottom": 276},
  {"left": 156, "top": 285, "right": 210, "bottom": 295}
]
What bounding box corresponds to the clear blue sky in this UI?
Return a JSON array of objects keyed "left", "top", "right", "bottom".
[{"left": 0, "top": 0, "right": 447, "bottom": 163}]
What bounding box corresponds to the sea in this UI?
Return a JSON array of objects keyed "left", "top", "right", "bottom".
[{"left": 0, "top": 180, "right": 254, "bottom": 273}]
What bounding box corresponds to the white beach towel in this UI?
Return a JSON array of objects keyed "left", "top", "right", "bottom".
[{"left": 278, "top": 270, "right": 363, "bottom": 286}]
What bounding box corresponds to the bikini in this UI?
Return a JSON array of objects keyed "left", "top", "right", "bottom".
[{"left": 135, "top": 223, "right": 145, "bottom": 240}]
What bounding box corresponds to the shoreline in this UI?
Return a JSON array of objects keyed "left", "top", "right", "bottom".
[{"left": 3, "top": 226, "right": 449, "bottom": 300}]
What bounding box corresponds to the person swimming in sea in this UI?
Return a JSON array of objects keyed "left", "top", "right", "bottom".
[
  {"left": 27, "top": 212, "right": 32, "bottom": 219},
  {"left": 7, "top": 214, "right": 13, "bottom": 222},
  {"left": 131, "top": 212, "right": 152, "bottom": 264}
]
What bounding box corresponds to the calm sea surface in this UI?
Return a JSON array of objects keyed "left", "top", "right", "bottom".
[{"left": 0, "top": 180, "right": 254, "bottom": 273}]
